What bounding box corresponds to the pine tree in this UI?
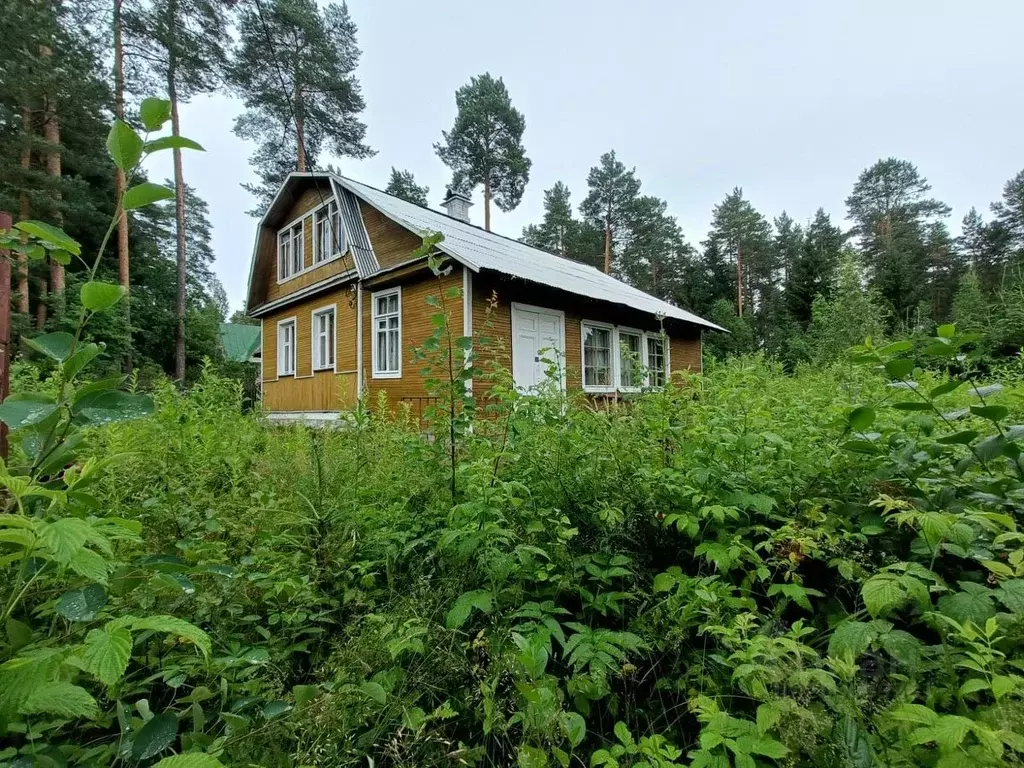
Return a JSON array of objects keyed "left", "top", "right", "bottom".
[
  {"left": 992, "top": 169, "right": 1024, "bottom": 251},
  {"left": 787, "top": 208, "right": 844, "bottom": 327},
  {"left": 618, "top": 195, "right": 686, "bottom": 299},
  {"left": 384, "top": 167, "right": 428, "bottom": 206},
  {"left": 580, "top": 151, "right": 641, "bottom": 274},
  {"left": 434, "top": 73, "right": 530, "bottom": 232},
  {"left": 845, "top": 158, "right": 950, "bottom": 325},
  {"left": 232, "top": 0, "right": 373, "bottom": 211},
  {"left": 124, "top": 0, "right": 232, "bottom": 379},
  {"left": 521, "top": 182, "right": 574, "bottom": 255}
]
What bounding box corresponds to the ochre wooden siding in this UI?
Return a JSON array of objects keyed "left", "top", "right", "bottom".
[
  {"left": 359, "top": 201, "right": 423, "bottom": 270},
  {"left": 363, "top": 270, "right": 464, "bottom": 405},
  {"left": 471, "top": 271, "right": 703, "bottom": 396},
  {"left": 261, "top": 283, "right": 359, "bottom": 412},
  {"left": 252, "top": 180, "right": 356, "bottom": 309}
]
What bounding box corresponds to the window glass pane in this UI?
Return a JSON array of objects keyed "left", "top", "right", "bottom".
[
  {"left": 620, "top": 333, "right": 641, "bottom": 387},
  {"left": 647, "top": 337, "right": 665, "bottom": 386},
  {"left": 388, "top": 330, "right": 399, "bottom": 371},
  {"left": 377, "top": 297, "right": 387, "bottom": 315},
  {"left": 388, "top": 294, "right": 398, "bottom": 313},
  {"left": 584, "top": 326, "right": 611, "bottom": 387}
]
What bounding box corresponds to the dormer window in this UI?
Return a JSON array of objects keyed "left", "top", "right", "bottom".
[{"left": 314, "top": 201, "right": 344, "bottom": 264}]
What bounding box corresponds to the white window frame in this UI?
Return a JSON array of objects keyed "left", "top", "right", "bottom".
[
  {"left": 644, "top": 331, "right": 670, "bottom": 388},
  {"left": 313, "top": 200, "right": 344, "bottom": 265},
  {"left": 277, "top": 220, "right": 304, "bottom": 282},
  {"left": 277, "top": 317, "right": 297, "bottom": 377},
  {"left": 311, "top": 304, "right": 336, "bottom": 372},
  {"left": 371, "top": 287, "right": 402, "bottom": 379},
  {"left": 580, "top": 320, "right": 616, "bottom": 393},
  {"left": 616, "top": 327, "right": 645, "bottom": 392}
]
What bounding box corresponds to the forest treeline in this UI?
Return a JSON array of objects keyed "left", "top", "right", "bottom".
[{"left": 3, "top": 0, "right": 1022, "bottom": 382}]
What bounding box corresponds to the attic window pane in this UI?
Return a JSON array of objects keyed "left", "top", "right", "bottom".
[{"left": 314, "top": 201, "right": 344, "bottom": 264}]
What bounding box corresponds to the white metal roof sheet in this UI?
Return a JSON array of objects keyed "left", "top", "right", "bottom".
[{"left": 332, "top": 174, "right": 725, "bottom": 332}]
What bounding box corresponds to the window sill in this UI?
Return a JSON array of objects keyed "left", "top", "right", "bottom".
[
  {"left": 312, "top": 365, "right": 335, "bottom": 373},
  {"left": 372, "top": 370, "right": 401, "bottom": 379},
  {"left": 582, "top": 385, "right": 616, "bottom": 394},
  {"left": 279, "top": 371, "right": 295, "bottom": 377}
]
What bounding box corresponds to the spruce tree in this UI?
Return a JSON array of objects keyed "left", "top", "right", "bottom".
[
  {"left": 845, "top": 158, "right": 950, "bottom": 324},
  {"left": 580, "top": 151, "right": 641, "bottom": 274},
  {"left": 787, "top": 208, "right": 844, "bottom": 327},
  {"left": 434, "top": 73, "right": 531, "bottom": 232},
  {"left": 772, "top": 212, "right": 803, "bottom": 285},
  {"left": 805, "top": 253, "right": 888, "bottom": 363},
  {"left": 618, "top": 195, "right": 686, "bottom": 299},
  {"left": 957, "top": 207, "right": 1011, "bottom": 293},
  {"left": 384, "top": 167, "right": 428, "bottom": 206},
  {"left": 232, "top": 0, "right": 373, "bottom": 211},
  {"left": 952, "top": 268, "right": 988, "bottom": 333},
  {"left": 521, "top": 182, "right": 574, "bottom": 255}
]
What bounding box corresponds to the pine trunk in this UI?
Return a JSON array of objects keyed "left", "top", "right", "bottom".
[
  {"left": 736, "top": 243, "right": 743, "bottom": 317},
  {"left": 603, "top": 202, "right": 612, "bottom": 274},
  {"left": 169, "top": 62, "right": 187, "bottom": 381},
  {"left": 295, "top": 80, "right": 305, "bottom": 172},
  {"left": 114, "top": 0, "right": 132, "bottom": 371},
  {"left": 35, "top": 277, "right": 47, "bottom": 329},
  {"left": 483, "top": 178, "right": 491, "bottom": 231},
  {"left": 17, "top": 108, "right": 31, "bottom": 314},
  {"left": 41, "top": 45, "right": 64, "bottom": 315}
]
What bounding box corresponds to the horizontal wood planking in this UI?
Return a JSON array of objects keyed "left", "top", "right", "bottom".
[
  {"left": 359, "top": 201, "right": 423, "bottom": 269},
  {"left": 472, "top": 271, "right": 703, "bottom": 395},
  {"left": 261, "top": 284, "right": 359, "bottom": 412},
  {"left": 363, "top": 270, "right": 464, "bottom": 405}
]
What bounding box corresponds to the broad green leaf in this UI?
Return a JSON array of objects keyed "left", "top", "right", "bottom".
[
  {"left": 293, "top": 684, "right": 319, "bottom": 709},
  {"left": 445, "top": 589, "right": 493, "bottom": 629},
  {"left": 262, "top": 699, "right": 292, "bottom": 718},
  {"left": 828, "top": 621, "right": 874, "bottom": 658},
  {"left": 81, "top": 281, "right": 126, "bottom": 311},
  {"left": 891, "top": 402, "right": 932, "bottom": 411},
  {"left": 861, "top": 574, "right": 905, "bottom": 618},
  {"left": 0, "top": 649, "right": 64, "bottom": 721},
  {"left": 132, "top": 712, "right": 178, "bottom": 760},
  {"left": 878, "top": 340, "right": 913, "bottom": 354},
  {"left": 937, "top": 323, "right": 956, "bottom": 339},
  {"left": 848, "top": 406, "right": 875, "bottom": 432},
  {"left": 107, "top": 119, "right": 144, "bottom": 171},
  {"left": 930, "top": 380, "right": 964, "bottom": 398},
  {"left": 975, "top": 435, "right": 1011, "bottom": 462},
  {"left": 0, "top": 399, "right": 58, "bottom": 430},
  {"left": 40, "top": 518, "right": 92, "bottom": 563},
  {"left": 958, "top": 678, "right": 989, "bottom": 696},
  {"left": 937, "top": 588, "right": 995, "bottom": 626},
  {"left": 936, "top": 430, "right": 978, "bottom": 446},
  {"left": 123, "top": 182, "right": 175, "bottom": 210},
  {"left": 70, "top": 548, "right": 110, "bottom": 584},
  {"left": 6, "top": 618, "right": 32, "bottom": 652},
  {"left": 991, "top": 674, "right": 1022, "bottom": 700},
  {"left": 24, "top": 331, "right": 76, "bottom": 361},
  {"left": 756, "top": 702, "right": 782, "bottom": 734},
  {"left": 56, "top": 584, "right": 108, "bottom": 621},
  {"left": 911, "top": 715, "right": 973, "bottom": 752},
  {"left": 971, "top": 404, "right": 1008, "bottom": 422},
  {"left": 139, "top": 97, "right": 171, "bottom": 130},
  {"left": 887, "top": 703, "right": 940, "bottom": 726},
  {"left": 836, "top": 716, "right": 875, "bottom": 768},
  {"left": 994, "top": 580, "right": 1024, "bottom": 613},
  {"left": 614, "top": 721, "right": 634, "bottom": 747},
  {"left": 81, "top": 625, "right": 132, "bottom": 685},
  {"left": 75, "top": 390, "right": 155, "bottom": 424},
  {"left": 153, "top": 754, "right": 225, "bottom": 768},
  {"left": 124, "top": 615, "right": 211, "bottom": 656},
  {"left": 748, "top": 735, "right": 788, "bottom": 759},
  {"left": 884, "top": 358, "right": 913, "bottom": 379},
  {"left": 20, "top": 682, "right": 98, "bottom": 719},
  {"left": 14, "top": 220, "right": 81, "bottom": 255},
  {"left": 563, "top": 711, "right": 586, "bottom": 747},
  {"left": 63, "top": 342, "right": 103, "bottom": 381},
  {"left": 518, "top": 745, "right": 547, "bottom": 768},
  {"left": 144, "top": 135, "right": 205, "bottom": 153},
  {"left": 358, "top": 681, "right": 386, "bottom": 704}
]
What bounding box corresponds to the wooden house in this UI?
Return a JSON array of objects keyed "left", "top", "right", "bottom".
[{"left": 245, "top": 172, "right": 723, "bottom": 421}]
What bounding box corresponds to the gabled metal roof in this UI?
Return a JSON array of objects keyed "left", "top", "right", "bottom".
[{"left": 330, "top": 174, "right": 724, "bottom": 332}]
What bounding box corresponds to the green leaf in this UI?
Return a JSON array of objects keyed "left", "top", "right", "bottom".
[
  {"left": 937, "top": 587, "right": 995, "bottom": 626},
  {"left": 14, "top": 220, "right": 81, "bottom": 255},
  {"left": 958, "top": 678, "right": 989, "bottom": 696},
  {"left": 40, "top": 518, "right": 92, "bottom": 563},
  {"left": 20, "top": 682, "right": 99, "bottom": 719},
  {"left": 836, "top": 716, "right": 875, "bottom": 768},
  {"left": 123, "top": 182, "right": 175, "bottom": 210},
  {"left": 878, "top": 340, "right": 913, "bottom": 354},
  {"left": 563, "top": 711, "right": 586, "bottom": 747},
  {"left": 912, "top": 715, "right": 974, "bottom": 752},
  {"left": 153, "top": 754, "right": 225, "bottom": 768},
  {"left": 991, "top": 674, "right": 1022, "bottom": 700},
  {"left": 6, "top": 618, "right": 32, "bottom": 651},
  {"left": 24, "top": 331, "right": 75, "bottom": 361},
  {"left": 936, "top": 430, "right": 978, "bottom": 445},
  {"left": 930, "top": 380, "right": 964, "bottom": 398},
  {"left": 70, "top": 548, "right": 110, "bottom": 584},
  {"left": 81, "top": 281, "right": 126, "bottom": 311},
  {"left": 132, "top": 712, "right": 178, "bottom": 760},
  {"left": 124, "top": 615, "right": 211, "bottom": 657},
  {"left": 63, "top": 342, "right": 103, "bottom": 381},
  {"left": 56, "top": 583, "right": 108, "bottom": 622},
  {"left": 971, "top": 405, "right": 1008, "bottom": 422},
  {"left": 358, "top": 681, "right": 387, "bottom": 704},
  {"left": 445, "top": 589, "right": 493, "bottom": 629},
  {"left": 828, "top": 621, "right": 875, "bottom": 658},
  {"left": 0, "top": 399, "right": 58, "bottom": 429},
  {"left": 107, "top": 119, "right": 144, "bottom": 171},
  {"left": 144, "top": 135, "right": 205, "bottom": 153},
  {"left": 891, "top": 402, "right": 932, "bottom": 411},
  {"left": 75, "top": 390, "right": 155, "bottom": 424},
  {"left": 81, "top": 625, "right": 132, "bottom": 685},
  {"left": 614, "top": 721, "right": 634, "bottom": 747},
  {"left": 888, "top": 704, "right": 940, "bottom": 726},
  {"left": 139, "top": 98, "right": 172, "bottom": 130},
  {"left": 262, "top": 700, "right": 292, "bottom": 719},
  {"left": 884, "top": 358, "right": 913, "bottom": 379},
  {"left": 861, "top": 574, "right": 905, "bottom": 618},
  {"left": 749, "top": 735, "right": 788, "bottom": 759},
  {"left": 848, "top": 406, "right": 875, "bottom": 432},
  {"left": 937, "top": 323, "right": 956, "bottom": 339},
  {"left": 994, "top": 580, "right": 1024, "bottom": 613}
]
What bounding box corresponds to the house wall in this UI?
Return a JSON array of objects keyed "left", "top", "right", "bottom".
[
  {"left": 254, "top": 182, "right": 357, "bottom": 308},
  {"left": 359, "top": 201, "right": 424, "bottom": 270},
  {"left": 260, "top": 284, "right": 359, "bottom": 412},
  {"left": 471, "top": 271, "right": 703, "bottom": 395}
]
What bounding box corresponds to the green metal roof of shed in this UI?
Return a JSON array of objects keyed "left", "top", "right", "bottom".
[{"left": 219, "top": 323, "right": 261, "bottom": 362}]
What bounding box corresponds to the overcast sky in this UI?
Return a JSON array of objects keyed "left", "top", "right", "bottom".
[{"left": 144, "top": 0, "right": 1024, "bottom": 313}]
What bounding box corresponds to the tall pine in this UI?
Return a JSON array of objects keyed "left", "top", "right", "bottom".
[
  {"left": 434, "top": 73, "right": 531, "bottom": 232},
  {"left": 384, "top": 168, "right": 428, "bottom": 206},
  {"left": 580, "top": 151, "right": 641, "bottom": 274}
]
